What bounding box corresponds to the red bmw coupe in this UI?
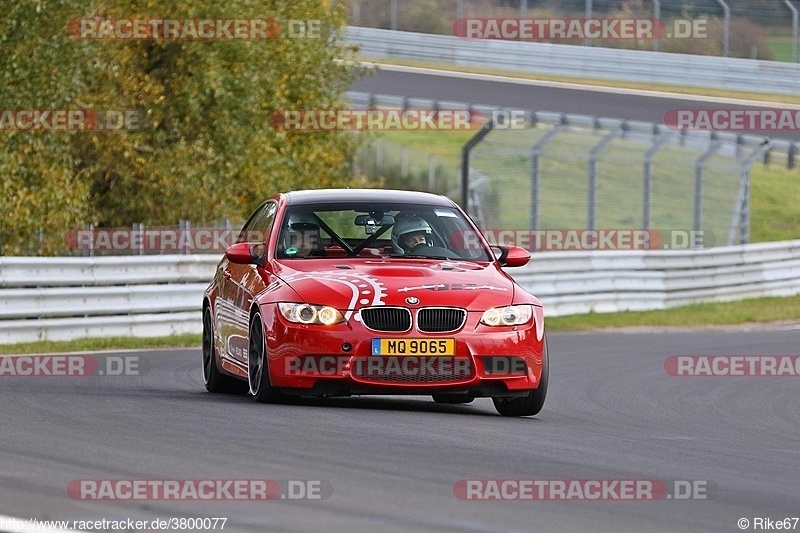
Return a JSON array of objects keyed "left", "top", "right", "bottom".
[{"left": 202, "top": 189, "right": 548, "bottom": 416}]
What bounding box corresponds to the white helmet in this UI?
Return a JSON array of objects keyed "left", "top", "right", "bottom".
[
  {"left": 392, "top": 214, "right": 433, "bottom": 254},
  {"left": 283, "top": 212, "right": 321, "bottom": 255},
  {"left": 286, "top": 212, "right": 319, "bottom": 230}
]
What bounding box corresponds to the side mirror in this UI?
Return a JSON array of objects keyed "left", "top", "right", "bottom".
[
  {"left": 494, "top": 245, "right": 530, "bottom": 267},
  {"left": 225, "top": 242, "right": 266, "bottom": 267}
]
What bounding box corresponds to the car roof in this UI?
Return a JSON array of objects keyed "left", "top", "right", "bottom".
[{"left": 283, "top": 189, "right": 457, "bottom": 208}]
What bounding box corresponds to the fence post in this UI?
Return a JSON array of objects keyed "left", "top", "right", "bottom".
[
  {"left": 520, "top": 0, "right": 528, "bottom": 17},
  {"left": 653, "top": 0, "right": 661, "bottom": 51},
  {"left": 789, "top": 143, "right": 797, "bottom": 169},
  {"left": 530, "top": 117, "right": 566, "bottom": 231},
  {"left": 401, "top": 146, "right": 409, "bottom": 178},
  {"left": 714, "top": 0, "right": 730, "bottom": 57},
  {"left": 89, "top": 223, "right": 95, "bottom": 257},
  {"left": 588, "top": 124, "right": 623, "bottom": 231},
  {"left": 642, "top": 133, "right": 670, "bottom": 233},
  {"left": 584, "top": 0, "right": 593, "bottom": 47},
  {"left": 729, "top": 141, "right": 772, "bottom": 245},
  {"left": 694, "top": 140, "right": 723, "bottom": 248},
  {"left": 783, "top": 0, "right": 799, "bottom": 62},
  {"left": 390, "top": 0, "right": 398, "bottom": 31},
  {"left": 134, "top": 222, "right": 144, "bottom": 255},
  {"left": 428, "top": 154, "right": 436, "bottom": 191},
  {"left": 223, "top": 218, "right": 231, "bottom": 252},
  {"left": 461, "top": 120, "right": 495, "bottom": 211}
]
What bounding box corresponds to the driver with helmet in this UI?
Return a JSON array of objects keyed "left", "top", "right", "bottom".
[
  {"left": 282, "top": 212, "right": 324, "bottom": 258},
  {"left": 391, "top": 214, "right": 434, "bottom": 255}
]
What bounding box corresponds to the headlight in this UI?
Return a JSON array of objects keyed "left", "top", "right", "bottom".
[
  {"left": 278, "top": 303, "right": 345, "bottom": 325},
  {"left": 480, "top": 305, "right": 533, "bottom": 326}
]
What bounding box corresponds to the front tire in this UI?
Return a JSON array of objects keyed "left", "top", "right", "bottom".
[
  {"left": 202, "top": 306, "right": 246, "bottom": 394},
  {"left": 248, "top": 311, "right": 286, "bottom": 403},
  {"left": 493, "top": 335, "right": 549, "bottom": 417}
]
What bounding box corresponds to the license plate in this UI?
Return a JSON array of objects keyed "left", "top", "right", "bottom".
[{"left": 372, "top": 338, "right": 455, "bottom": 356}]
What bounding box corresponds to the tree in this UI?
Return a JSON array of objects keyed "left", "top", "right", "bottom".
[{"left": 1, "top": 0, "right": 364, "bottom": 255}]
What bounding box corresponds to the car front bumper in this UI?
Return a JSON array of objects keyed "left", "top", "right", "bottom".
[{"left": 262, "top": 307, "right": 545, "bottom": 397}]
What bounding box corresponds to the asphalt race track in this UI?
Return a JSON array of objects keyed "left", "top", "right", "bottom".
[
  {"left": 350, "top": 67, "right": 800, "bottom": 141},
  {"left": 2, "top": 328, "right": 799, "bottom": 532}
]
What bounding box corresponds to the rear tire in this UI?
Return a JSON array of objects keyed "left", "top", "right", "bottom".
[
  {"left": 248, "top": 311, "right": 287, "bottom": 403},
  {"left": 432, "top": 393, "right": 474, "bottom": 404},
  {"left": 492, "top": 335, "right": 549, "bottom": 417},
  {"left": 202, "top": 306, "right": 247, "bottom": 394}
]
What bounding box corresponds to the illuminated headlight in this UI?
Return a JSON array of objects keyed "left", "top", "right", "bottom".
[
  {"left": 480, "top": 305, "right": 533, "bottom": 326},
  {"left": 278, "top": 303, "right": 345, "bottom": 325}
]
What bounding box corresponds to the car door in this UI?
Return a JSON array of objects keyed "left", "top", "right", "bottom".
[{"left": 218, "top": 201, "right": 277, "bottom": 366}]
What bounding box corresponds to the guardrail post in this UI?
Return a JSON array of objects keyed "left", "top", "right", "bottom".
[
  {"left": 694, "top": 139, "right": 723, "bottom": 248},
  {"left": 530, "top": 117, "right": 566, "bottom": 231},
  {"left": 461, "top": 120, "right": 495, "bottom": 211},
  {"left": 588, "top": 123, "right": 623, "bottom": 231},
  {"left": 788, "top": 143, "right": 797, "bottom": 169}
]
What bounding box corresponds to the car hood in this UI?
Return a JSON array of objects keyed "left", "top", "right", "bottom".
[{"left": 272, "top": 259, "right": 518, "bottom": 312}]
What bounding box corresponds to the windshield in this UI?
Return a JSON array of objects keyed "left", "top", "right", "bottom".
[{"left": 275, "top": 202, "right": 493, "bottom": 262}]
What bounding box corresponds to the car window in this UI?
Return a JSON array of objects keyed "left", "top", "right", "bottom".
[
  {"left": 275, "top": 202, "right": 493, "bottom": 261},
  {"left": 236, "top": 201, "right": 277, "bottom": 244}
]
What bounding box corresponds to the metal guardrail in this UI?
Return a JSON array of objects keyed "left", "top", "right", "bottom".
[
  {"left": 513, "top": 240, "right": 800, "bottom": 316},
  {"left": 346, "top": 27, "right": 800, "bottom": 96},
  {"left": 2, "top": 243, "right": 799, "bottom": 344},
  {"left": 0, "top": 255, "right": 219, "bottom": 344}
]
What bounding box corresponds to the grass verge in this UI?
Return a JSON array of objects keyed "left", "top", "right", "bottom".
[
  {"left": 0, "top": 334, "right": 201, "bottom": 356},
  {"left": 547, "top": 294, "right": 800, "bottom": 332}
]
